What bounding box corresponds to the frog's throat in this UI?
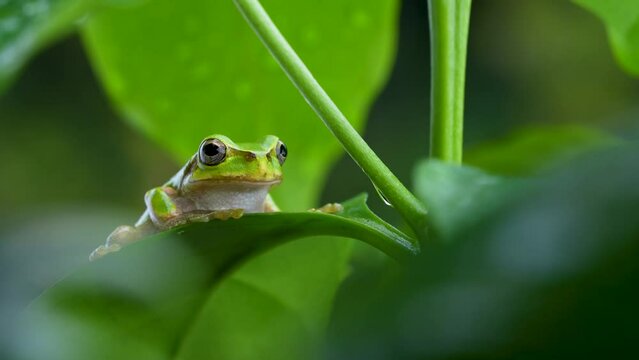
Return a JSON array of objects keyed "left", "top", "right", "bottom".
[{"left": 182, "top": 180, "right": 280, "bottom": 213}]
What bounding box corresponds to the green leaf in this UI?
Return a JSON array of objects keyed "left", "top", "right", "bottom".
[
  {"left": 80, "top": 0, "right": 399, "bottom": 357},
  {"left": 573, "top": 0, "right": 639, "bottom": 76},
  {"left": 0, "top": 0, "right": 91, "bottom": 93},
  {"left": 330, "top": 146, "right": 639, "bottom": 359},
  {"left": 8, "top": 195, "right": 416, "bottom": 360},
  {"left": 464, "top": 124, "right": 620, "bottom": 176},
  {"left": 413, "top": 160, "right": 525, "bottom": 241}
]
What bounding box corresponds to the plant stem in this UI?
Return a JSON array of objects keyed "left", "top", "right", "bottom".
[
  {"left": 428, "top": 0, "right": 472, "bottom": 163},
  {"left": 233, "top": 0, "right": 428, "bottom": 240}
]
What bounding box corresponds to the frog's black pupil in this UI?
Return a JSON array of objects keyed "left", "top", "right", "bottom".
[
  {"left": 279, "top": 143, "right": 287, "bottom": 158},
  {"left": 203, "top": 143, "right": 220, "bottom": 156}
]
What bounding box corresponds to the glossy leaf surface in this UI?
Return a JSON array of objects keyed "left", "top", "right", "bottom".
[{"left": 9, "top": 194, "right": 415, "bottom": 360}]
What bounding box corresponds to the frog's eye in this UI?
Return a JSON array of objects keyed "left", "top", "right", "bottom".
[
  {"left": 276, "top": 140, "right": 287, "bottom": 165},
  {"left": 199, "top": 138, "right": 227, "bottom": 166}
]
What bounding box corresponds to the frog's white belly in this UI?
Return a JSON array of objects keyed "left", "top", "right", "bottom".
[{"left": 185, "top": 182, "right": 272, "bottom": 213}]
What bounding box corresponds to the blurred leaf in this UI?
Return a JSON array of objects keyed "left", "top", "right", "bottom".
[
  {"left": 415, "top": 127, "right": 612, "bottom": 238},
  {"left": 330, "top": 146, "right": 639, "bottom": 359},
  {"left": 0, "top": 0, "right": 91, "bottom": 93},
  {"left": 465, "top": 124, "right": 620, "bottom": 176},
  {"left": 0, "top": 207, "right": 135, "bottom": 357},
  {"left": 573, "top": 0, "right": 639, "bottom": 76},
  {"left": 81, "top": 0, "right": 399, "bottom": 357},
  {"left": 413, "top": 160, "right": 526, "bottom": 241},
  {"left": 9, "top": 194, "right": 416, "bottom": 360}
]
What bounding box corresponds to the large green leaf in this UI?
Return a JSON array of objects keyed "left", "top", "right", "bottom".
[
  {"left": 413, "top": 160, "right": 526, "bottom": 241},
  {"left": 7, "top": 195, "right": 416, "bottom": 360},
  {"left": 80, "top": 0, "right": 399, "bottom": 358},
  {"left": 415, "top": 126, "right": 620, "bottom": 241},
  {"left": 573, "top": 0, "right": 639, "bottom": 76},
  {"left": 464, "top": 124, "right": 620, "bottom": 176},
  {"left": 0, "top": 0, "right": 91, "bottom": 93},
  {"left": 330, "top": 146, "right": 639, "bottom": 359}
]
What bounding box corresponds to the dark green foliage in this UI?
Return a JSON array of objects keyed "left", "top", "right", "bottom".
[
  {"left": 329, "top": 146, "right": 639, "bottom": 359},
  {"left": 0, "top": 0, "right": 93, "bottom": 92}
]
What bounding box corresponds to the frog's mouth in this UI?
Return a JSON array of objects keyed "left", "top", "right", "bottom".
[
  {"left": 184, "top": 178, "right": 282, "bottom": 190},
  {"left": 188, "top": 178, "right": 281, "bottom": 185}
]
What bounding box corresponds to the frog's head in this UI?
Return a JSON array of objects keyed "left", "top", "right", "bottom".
[{"left": 185, "top": 134, "right": 286, "bottom": 186}]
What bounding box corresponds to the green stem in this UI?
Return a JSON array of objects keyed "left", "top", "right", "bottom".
[
  {"left": 233, "top": 0, "right": 428, "bottom": 240},
  {"left": 428, "top": 0, "right": 472, "bottom": 163}
]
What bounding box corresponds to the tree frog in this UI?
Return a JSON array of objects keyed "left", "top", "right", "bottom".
[{"left": 90, "top": 134, "right": 287, "bottom": 260}]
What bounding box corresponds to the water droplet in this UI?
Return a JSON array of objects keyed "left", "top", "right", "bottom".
[
  {"left": 234, "top": 81, "right": 252, "bottom": 101},
  {"left": 352, "top": 10, "right": 370, "bottom": 29},
  {"left": 374, "top": 184, "right": 393, "bottom": 207},
  {"left": 156, "top": 98, "right": 172, "bottom": 113},
  {"left": 183, "top": 18, "right": 200, "bottom": 35},
  {"left": 304, "top": 27, "right": 319, "bottom": 44},
  {"left": 191, "top": 63, "right": 210, "bottom": 80},
  {"left": 177, "top": 44, "right": 192, "bottom": 62}
]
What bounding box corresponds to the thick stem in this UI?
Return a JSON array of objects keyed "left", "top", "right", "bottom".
[
  {"left": 233, "top": 0, "right": 428, "bottom": 240},
  {"left": 428, "top": 0, "right": 472, "bottom": 163}
]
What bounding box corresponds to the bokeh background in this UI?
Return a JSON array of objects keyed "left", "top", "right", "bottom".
[
  {"left": 2, "top": 0, "right": 637, "bottom": 221},
  {"left": 2, "top": 0, "right": 639, "bottom": 358}
]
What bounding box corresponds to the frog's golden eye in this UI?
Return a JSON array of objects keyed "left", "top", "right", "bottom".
[
  {"left": 199, "top": 138, "right": 227, "bottom": 166},
  {"left": 276, "top": 140, "right": 287, "bottom": 165}
]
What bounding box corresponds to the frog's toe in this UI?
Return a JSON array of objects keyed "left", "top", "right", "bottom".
[
  {"left": 89, "top": 244, "right": 121, "bottom": 261},
  {"left": 107, "top": 225, "right": 142, "bottom": 247},
  {"left": 173, "top": 209, "right": 244, "bottom": 225},
  {"left": 89, "top": 225, "right": 143, "bottom": 261},
  {"left": 309, "top": 203, "right": 344, "bottom": 214},
  {"left": 203, "top": 209, "right": 244, "bottom": 221}
]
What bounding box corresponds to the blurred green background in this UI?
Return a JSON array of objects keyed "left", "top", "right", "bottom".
[
  {"left": 2, "top": 0, "right": 637, "bottom": 220},
  {"left": 2, "top": 0, "right": 639, "bottom": 358}
]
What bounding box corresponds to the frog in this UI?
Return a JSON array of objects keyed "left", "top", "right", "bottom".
[{"left": 90, "top": 134, "right": 287, "bottom": 260}]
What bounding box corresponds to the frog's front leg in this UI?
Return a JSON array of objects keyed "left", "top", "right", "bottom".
[
  {"left": 145, "top": 186, "right": 191, "bottom": 229},
  {"left": 92, "top": 187, "right": 190, "bottom": 260},
  {"left": 89, "top": 188, "right": 177, "bottom": 261},
  {"left": 147, "top": 186, "right": 244, "bottom": 227}
]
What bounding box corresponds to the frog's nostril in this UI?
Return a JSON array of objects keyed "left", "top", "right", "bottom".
[{"left": 244, "top": 152, "right": 257, "bottom": 161}]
